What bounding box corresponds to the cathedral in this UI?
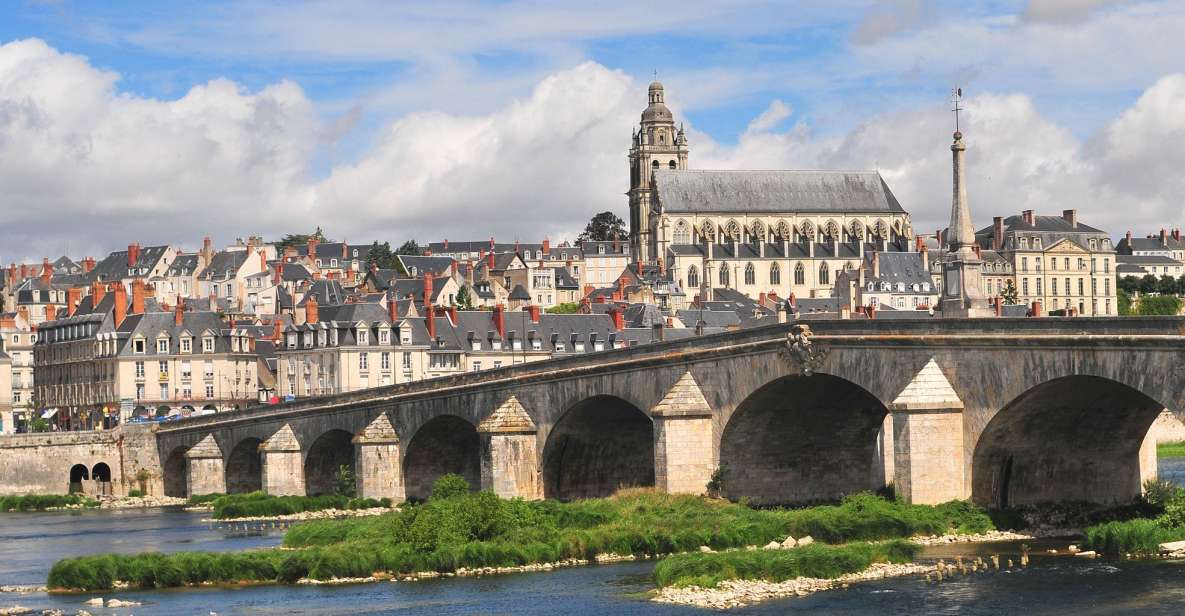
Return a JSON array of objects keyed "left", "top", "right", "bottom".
[{"left": 628, "top": 81, "right": 918, "bottom": 301}]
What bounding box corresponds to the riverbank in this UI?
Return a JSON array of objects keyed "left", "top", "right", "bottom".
[
  {"left": 208, "top": 506, "right": 397, "bottom": 524},
  {"left": 0, "top": 495, "right": 98, "bottom": 512},
  {"left": 1159, "top": 440, "right": 1185, "bottom": 458},
  {"left": 47, "top": 479, "right": 998, "bottom": 592}
]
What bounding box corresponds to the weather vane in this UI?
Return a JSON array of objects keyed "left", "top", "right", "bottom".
[{"left": 951, "top": 87, "right": 963, "bottom": 133}]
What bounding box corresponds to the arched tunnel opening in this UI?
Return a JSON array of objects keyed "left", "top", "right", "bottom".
[
  {"left": 91, "top": 463, "right": 111, "bottom": 483},
  {"left": 162, "top": 447, "right": 188, "bottom": 498},
  {"left": 972, "top": 375, "right": 1166, "bottom": 507},
  {"left": 304, "top": 430, "right": 356, "bottom": 496},
  {"left": 719, "top": 374, "right": 888, "bottom": 506},
  {"left": 225, "top": 437, "right": 263, "bottom": 494},
  {"left": 68, "top": 464, "right": 89, "bottom": 492},
  {"left": 543, "top": 395, "right": 654, "bottom": 501},
  {"left": 403, "top": 415, "right": 480, "bottom": 501}
]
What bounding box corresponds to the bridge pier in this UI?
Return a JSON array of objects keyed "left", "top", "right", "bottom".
[
  {"left": 260, "top": 424, "right": 305, "bottom": 496},
  {"left": 651, "top": 371, "right": 716, "bottom": 495},
  {"left": 184, "top": 434, "right": 226, "bottom": 497},
  {"left": 478, "top": 397, "right": 542, "bottom": 500},
  {"left": 353, "top": 413, "right": 405, "bottom": 502},
  {"left": 889, "top": 359, "right": 966, "bottom": 504}
]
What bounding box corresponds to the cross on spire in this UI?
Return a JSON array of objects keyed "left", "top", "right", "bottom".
[
  {"left": 653, "top": 69, "right": 659, "bottom": 81},
  {"left": 951, "top": 87, "right": 964, "bottom": 133}
]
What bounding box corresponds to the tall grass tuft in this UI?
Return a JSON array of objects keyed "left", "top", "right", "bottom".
[
  {"left": 0, "top": 494, "right": 98, "bottom": 512},
  {"left": 652, "top": 540, "right": 919, "bottom": 588}
]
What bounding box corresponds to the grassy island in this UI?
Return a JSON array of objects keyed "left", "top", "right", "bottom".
[
  {"left": 1, "top": 494, "right": 99, "bottom": 512},
  {"left": 48, "top": 477, "right": 992, "bottom": 592},
  {"left": 1158, "top": 441, "right": 1185, "bottom": 459},
  {"left": 1084, "top": 479, "right": 1185, "bottom": 555},
  {"left": 653, "top": 540, "right": 918, "bottom": 588},
  {"left": 189, "top": 492, "right": 392, "bottom": 519}
]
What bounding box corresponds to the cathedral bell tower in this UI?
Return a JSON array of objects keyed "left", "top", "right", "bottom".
[{"left": 628, "top": 80, "right": 689, "bottom": 263}]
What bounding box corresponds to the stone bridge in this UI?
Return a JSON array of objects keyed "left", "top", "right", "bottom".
[{"left": 6, "top": 317, "right": 1185, "bottom": 507}]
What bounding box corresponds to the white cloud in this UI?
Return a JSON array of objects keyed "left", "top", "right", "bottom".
[{"left": 1022, "top": 0, "right": 1124, "bottom": 23}]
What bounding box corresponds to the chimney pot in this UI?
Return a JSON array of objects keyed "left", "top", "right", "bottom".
[
  {"left": 1062, "top": 209, "right": 1077, "bottom": 228},
  {"left": 131, "top": 279, "right": 146, "bottom": 315},
  {"left": 492, "top": 303, "right": 506, "bottom": 337},
  {"left": 304, "top": 294, "right": 319, "bottom": 324}
]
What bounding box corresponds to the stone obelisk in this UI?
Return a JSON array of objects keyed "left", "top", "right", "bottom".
[{"left": 940, "top": 99, "right": 991, "bottom": 318}]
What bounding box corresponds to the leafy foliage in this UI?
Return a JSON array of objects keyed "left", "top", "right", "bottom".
[
  {"left": 365, "top": 241, "right": 400, "bottom": 270},
  {"left": 396, "top": 240, "right": 424, "bottom": 256},
  {"left": 206, "top": 492, "right": 389, "bottom": 519},
  {"left": 653, "top": 540, "right": 918, "bottom": 588},
  {"left": 1137, "top": 295, "right": 1181, "bottom": 315},
  {"left": 275, "top": 227, "right": 330, "bottom": 251},
  {"left": 430, "top": 473, "right": 471, "bottom": 501},
  {"left": 1000, "top": 279, "right": 1019, "bottom": 305},
  {"left": 0, "top": 494, "right": 98, "bottom": 512},
  {"left": 577, "top": 211, "right": 629, "bottom": 242},
  {"left": 1118, "top": 288, "right": 1133, "bottom": 315},
  {"left": 545, "top": 302, "right": 581, "bottom": 314},
  {"left": 1158, "top": 441, "right": 1185, "bottom": 459}
]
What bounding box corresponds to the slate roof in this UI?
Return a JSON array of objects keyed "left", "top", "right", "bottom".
[
  {"left": 166, "top": 254, "right": 201, "bottom": 277},
  {"left": 1117, "top": 254, "right": 1181, "bottom": 266},
  {"left": 1117, "top": 236, "right": 1185, "bottom": 254},
  {"left": 864, "top": 252, "right": 934, "bottom": 290},
  {"left": 87, "top": 245, "right": 170, "bottom": 282},
  {"left": 508, "top": 284, "right": 531, "bottom": 301},
  {"left": 652, "top": 169, "right": 905, "bottom": 214},
  {"left": 299, "top": 280, "right": 346, "bottom": 307},
  {"left": 198, "top": 250, "right": 248, "bottom": 281},
  {"left": 398, "top": 255, "right": 456, "bottom": 278}
]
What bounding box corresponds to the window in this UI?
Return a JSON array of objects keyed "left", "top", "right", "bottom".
[
  {"left": 202, "top": 336, "right": 214, "bottom": 353},
  {"left": 159, "top": 360, "right": 168, "bottom": 376},
  {"left": 744, "top": 263, "right": 755, "bottom": 285},
  {"left": 205, "top": 384, "right": 214, "bottom": 399},
  {"left": 1064, "top": 258, "right": 1070, "bottom": 270},
  {"left": 181, "top": 337, "right": 191, "bottom": 353},
  {"left": 1105, "top": 278, "right": 1111, "bottom": 295},
  {"left": 357, "top": 329, "right": 369, "bottom": 345},
  {"left": 136, "top": 383, "right": 145, "bottom": 400},
  {"left": 1104, "top": 258, "right": 1110, "bottom": 273},
  {"left": 794, "top": 263, "right": 805, "bottom": 285},
  {"left": 402, "top": 352, "right": 412, "bottom": 369},
  {"left": 1036, "top": 279, "right": 1043, "bottom": 294},
  {"left": 135, "top": 361, "right": 145, "bottom": 378},
  {"left": 819, "top": 263, "right": 830, "bottom": 285},
  {"left": 687, "top": 265, "right": 699, "bottom": 289},
  {"left": 493, "top": 360, "right": 503, "bottom": 369},
  {"left": 673, "top": 221, "right": 690, "bottom": 245},
  {"left": 1051, "top": 258, "right": 1057, "bottom": 270},
  {"left": 471, "top": 361, "right": 483, "bottom": 372},
  {"left": 1052, "top": 279, "right": 1058, "bottom": 295},
  {"left": 381, "top": 352, "right": 390, "bottom": 370},
  {"left": 770, "top": 263, "right": 781, "bottom": 285},
  {"left": 160, "top": 384, "right": 169, "bottom": 400},
  {"left": 1078, "top": 279, "right": 1084, "bottom": 296},
  {"left": 134, "top": 338, "right": 145, "bottom": 354},
  {"left": 182, "top": 361, "right": 192, "bottom": 378},
  {"left": 1065, "top": 277, "right": 1071, "bottom": 295},
  {"left": 669, "top": 160, "right": 677, "bottom": 169},
  {"left": 204, "top": 360, "right": 214, "bottom": 377},
  {"left": 652, "top": 160, "right": 659, "bottom": 169},
  {"left": 718, "top": 264, "right": 729, "bottom": 286},
  {"left": 379, "top": 329, "right": 390, "bottom": 344},
  {"left": 1021, "top": 257, "right": 1028, "bottom": 272},
  {"left": 1023, "top": 278, "right": 1029, "bottom": 295},
  {"left": 359, "top": 352, "right": 369, "bottom": 371}
]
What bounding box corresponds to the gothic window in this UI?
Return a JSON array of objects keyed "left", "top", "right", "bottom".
[
  {"left": 652, "top": 160, "right": 660, "bottom": 169},
  {"left": 799, "top": 220, "right": 815, "bottom": 241},
  {"left": 770, "top": 263, "right": 781, "bottom": 285},
  {"left": 687, "top": 265, "right": 699, "bottom": 289},
  {"left": 669, "top": 160, "right": 677, "bottom": 169},
  {"left": 744, "top": 263, "right": 755, "bottom": 285},
  {"left": 849, "top": 220, "right": 864, "bottom": 241},
  {"left": 874, "top": 219, "right": 889, "bottom": 239},
  {"left": 775, "top": 220, "right": 791, "bottom": 240},
  {"left": 719, "top": 264, "right": 730, "bottom": 287},
  {"left": 824, "top": 221, "right": 840, "bottom": 240},
  {"left": 794, "top": 263, "right": 805, "bottom": 285},
  {"left": 819, "top": 262, "right": 830, "bottom": 285},
  {"left": 699, "top": 220, "right": 716, "bottom": 242},
  {"left": 673, "top": 220, "right": 691, "bottom": 245},
  {"left": 725, "top": 220, "right": 742, "bottom": 241},
  {"left": 750, "top": 220, "right": 766, "bottom": 242}
]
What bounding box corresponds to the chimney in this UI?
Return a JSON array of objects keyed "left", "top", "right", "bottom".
[
  {"left": 1062, "top": 209, "right": 1077, "bottom": 229},
  {"left": 174, "top": 295, "right": 185, "bottom": 326},
  {"left": 112, "top": 282, "right": 128, "bottom": 327},
  {"left": 83, "top": 257, "right": 95, "bottom": 273},
  {"left": 45, "top": 303, "right": 56, "bottom": 321},
  {"left": 973, "top": 244, "right": 982, "bottom": 259},
  {"left": 527, "top": 303, "right": 541, "bottom": 323},
  {"left": 274, "top": 262, "right": 284, "bottom": 286},
  {"left": 90, "top": 281, "right": 106, "bottom": 306},
  {"left": 388, "top": 291, "right": 399, "bottom": 323},
  {"left": 260, "top": 251, "right": 267, "bottom": 272},
  {"left": 6, "top": 264, "right": 13, "bottom": 288},
  {"left": 1161, "top": 229, "right": 1169, "bottom": 245},
  {"left": 1022, "top": 210, "right": 1034, "bottom": 226},
  {"left": 872, "top": 251, "right": 880, "bottom": 278},
  {"left": 202, "top": 236, "right": 213, "bottom": 264},
  {"left": 489, "top": 236, "right": 496, "bottom": 251},
  {"left": 612, "top": 232, "right": 620, "bottom": 252},
  {"left": 609, "top": 307, "right": 625, "bottom": 331},
  {"left": 127, "top": 243, "right": 141, "bottom": 267},
  {"left": 131, "top": 279, "right": 146, "bottom": 314},
  {"left": 443, "top": 239, "right": 449, "bottom": 250},
  {"left": 305, "top": 294, "right": 319, "bottom": 324},
  {"left": 19, "top": 263, "right": 27, "bottom": 280},
  {"left": 40, "top": 258, "right": 52, "bottom": 284},
  {"left": 616, "top": 277, "right": 627, "bottom": 300},
  {"left": 308, "top": 237, "right": 319, "bottom": 260},
  {"left": 66, "top": 287, "right": 82, "bottom": 316},
  {"left": 422, "top": 273, "right": 434, "bottom": 308},
  {"left": 993, "top": 216, "right": 1004, "bottom": 250},
  {"left": 583, "top": 284, "right": 595, "bottom": 297},
  {"left": 542, "top": 238, "right": 550, "bottom": 255},
  {"left": 920, "top": 244, "right": 929, "bottom": 270},
  {"left": 868, "top": 304, "right": 877, "bottom": 319},
  {"left": 514, "top": 240, "right": 520, "bottom": 256},
  {"left": 1175, "top": 229, "right": 1182, "bottom": 242},
  {"left": 1031, "top": 300, "right": 1042, "bottom": 317},
  {"left": 445, "top": 305, "right": 457, "bottom": 325},
  {"left": 487, "top": 250, "right": 495, "bottom": 269},
  {"left": 492, "top": 303, "right": 506, "bottom": 337},
  {"left": 426, "top": 308, "right": 436, "bottom": 340},
  {"left": 657, "top": 257, "right": 666, "bottom": 276},
  {"left": 450, "top": 260, "right": 458, "bottom": 278}
]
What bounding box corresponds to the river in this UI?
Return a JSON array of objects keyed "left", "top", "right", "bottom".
[{"left": 4, "top": 459, "right": 1185, "bottom": 615}]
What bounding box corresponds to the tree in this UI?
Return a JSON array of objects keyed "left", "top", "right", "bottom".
[
  {"left": 366, "top": 241, "right": 399, "bottom": 270},
  {"left": 1140, "top": 274, "right": 1158, "bottom": 295},
  {"left": 275, "top": 227, "right": 330, "bottom": 250},
  {"left": 1178, "top": 274, "right": 1185, "bottom": 295},
  {"left": 334, "top": 464, "right": 355, "bottom": 497},
  {"left": 1000, "top": 279, "right": 1019, "bottom": 305},
  {"left": 1118, "top": 275, "right": 1141, "bottom": 294},
  {"left": 1159, "top": 275, "right": 1179, "bottom": 297},
  {"left": 455, "top": 285, "right": 474, "bottom": 310},
  {"left": 1118, "top": 289, "right": 1133, "bottom": 315},
  {"left": 578, "top": 211, "right": 629, "bottom": 242},
  {"left": 396, "top": 240, "right": 424, "bottom": 256},
  {"left": 1139, "top": 295, "right": 1181, "bottom": 315},
  {"left": 546, "top": 301, "right": 581, "bottom": 314}
]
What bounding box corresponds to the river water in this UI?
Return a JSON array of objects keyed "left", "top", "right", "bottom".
[{"left": 4, "top": 459, "right": 1185, "bottom": 615}]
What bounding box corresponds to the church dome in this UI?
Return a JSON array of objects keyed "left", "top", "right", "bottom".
[
  {"left": 648, "top": 81, "right": 664, "bottom": 92},
  {"left": 642, "top": 103, "right": 672, "bottom": 122}
]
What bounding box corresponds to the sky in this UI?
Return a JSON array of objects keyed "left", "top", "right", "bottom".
[{"left": 1, "top": 0, "right": 1183, "bottom": 259}]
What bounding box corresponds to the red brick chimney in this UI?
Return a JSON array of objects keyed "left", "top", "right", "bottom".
[
  {"left": 657, "top": 256, "right": 666, "bottom": 276},
  {"left": 19, "top": 263, "right": 27, "bottom": 280},
  {"left": 487, "top": 250, "right": 495, "bottom": 269},
  {"left": 1021, "top": 210, "right": 1034, "bottom": 226},
  {"left": 527, "top": 303, "right": 541, "bottom": 323},
  {"left": 612, "top": 232, "right": 620, "bottom": 252},
  {"left": 583, "top": 284, "right": 594, "bottom": 297},
  {"left": 90, "top": 281, "right": 105, "bottom": 306},
  {"left": 83, "top": 257, "right": 95, "bottom": 273},
  {"left": 305, "top": 294, "right": 319, "bottom": 324},
  {"left": 271, "top": 319, "right": 283, "bottom": 341},
  {"left": 174, "top": 295, "right": 185, "bottom": 326},
  {"left": 67, "top": 287, "right": 82, "bottom": 316},
  {"left": 44, "top": 303, "right": 56, "bottom": 321},
  {"left": 450, "top": 260, "right": 458, "bottom": 278},
  {"left": 993, "top": 216, "right": 1004, "bottom": 250},
  {"left": 112, "top": 282, "right": 128, "bottom": 327},
  {"left": 609, "top": 307, "right": 625, "bottom": 331},
  {"left": 425, "top": 308, "right": 436, "bottom": 340},
  {"left": 422, "top": 273, "right": 434, "bottom": 308},
  {"left": 308, "top": 237, "right": 319, "bottom": 260},
  {"left": 131, "top": 279, "right": 146, "bottom": 314},
  {"left": 542, "top": 238, "right": 550, "bottom": 255},
  {"left": 127, "top": 243, "right": 141, "bottom": 267},
  {"left": 492, "top": 303, "right": 506, "bottom": 337},
  {"left": 920, "top": 244, "right": 929, "bottom": 270},
  {"left": 40, "top": 258, "right": 52, "bottom": 284},
  {"left": 387, "top": 291, "right": 398, "bottom": 323},
  {"left": 445, "top": 305, "right": 457, "bottom": 325},
  {"left": 1161, "top": 229, "right": 1169, "bottom": 245},
  {"left": 1062, "top": 209, "right": 1077, "bottom": 229},
  {"left": 443, "top": 239, "right": 449, "bottom": 250},
  {"left": 273, "top": 262, "right": 284, "bottom": 286},
  {"left": 1125, "top": 230, "right": 1132, "bottom": 247}
]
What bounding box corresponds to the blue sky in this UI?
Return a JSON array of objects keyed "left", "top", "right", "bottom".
[{"left": 1, "top": 0, "right": 1183, "bottom": 256}]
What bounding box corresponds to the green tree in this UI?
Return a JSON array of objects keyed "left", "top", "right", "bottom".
[
  {"left": 366, "top": 241, "right": 400, "bottom": 270},
  {"left": 1118, "top": 275, "right": 1141, "bottom": 294},
  {"left": 578, "top": 211, "right": 629, "bottom": 242},
  {"left": 546, "top": 301, "right": 581, "bottom": 314},
  {"left": 1118, "top": 289, "right": 1133, "bottom": 315},
  {"left": 1159, "top": 275, "right": 1179, "bottom": 296},
  {"left": 275, "top": 227, "right": 330, "bottom": 250},
  {"left": 1139, "top": 295, "right": 1181, "bottom": 315},
  {"left": 1140, "top": 274, "right": 1158, "bottom": 295},
  {"left": 1000, "top": 279, "right": 1019, "bottom": 305},
  {"left": 396, "top": 240, "right": 424, "bottom": 256},
  {"left": 334, "top": 464, "right": 355, "bottom": 497},
  {"left": 455, "top": 285, "right": 474, "bottom": 310},
  {"left": 1178, "top": 274, "right": 1185, "bottom": 294}
]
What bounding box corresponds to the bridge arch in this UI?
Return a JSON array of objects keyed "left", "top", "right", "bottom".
[
  {"left": 719, "top": 373, "right": 888, "bottom": 505},
  {"left": 225, "top": 437, "right": 263, "bottom": 494},
  {"left": 304, "top": 429, "right": 355, "bottom": 496},
  {"left": 543, "top": 394, "right": 654, "bottom": 500},
  {"left": 68, "top": 464, "right": 89, "bottom": 492},
  {"left": 403, "top": 414, "right": 480, "bottom": 501},
  {"left": 162, "top": 446, "right": 188, "bottom": 498},
  {"left": 91, "top": 462, "right": 111, "bottom": 483},
  {"left": 972, "top": 375, "right": 1165, "bottom": 507}
]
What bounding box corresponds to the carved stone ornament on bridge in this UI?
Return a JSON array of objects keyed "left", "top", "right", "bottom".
[{"left": 783, "top": 324, "right": 828, "bottom": 376}]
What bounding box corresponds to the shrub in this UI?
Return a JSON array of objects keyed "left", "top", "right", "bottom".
[
  {"left": 127, "top": 489, "right": 144, "bottom": 498},
  {"left": 209, "top": 493, "right": 389, "bottom": 519},
  {"left": 1143, "top": 478, "right": 1181, "bottom": 507},
  {"left": 653, "top": 540, "right": 919, "bottom": 588},
  {"left": 705, "top": 466, "right": 727, "bottom": 498},
  {"left": 0, "top": 494, "right": 98, "bottom": 512},
  {"left": 1085, "top": 519, "right": 1185, "bottom": 555},
  {"left": 430, "top": 474, "right": 471, "bottom": 501}
]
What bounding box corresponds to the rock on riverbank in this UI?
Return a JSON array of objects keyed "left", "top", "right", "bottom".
[
  {"left": 911, "top": 530, "right": 1034, "bottom": 545},
  {"left": 654, "top": 562, "right": 935, "bottom": 609},
  {"left": 209, "top": 506, "right": 397, "bottom": 524}
]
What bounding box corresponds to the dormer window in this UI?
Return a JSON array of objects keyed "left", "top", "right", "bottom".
[
  {"left": 317, "top": 330, "right": 326, "bottom": 346},
  {"left": 379, "top": 328, "right": 390, "bottom": 344},
  {"left": 287, "top": 333, "right": 297, "bottom": 348},
  {"left": 330, "top": 329, "right": 339, "bottom": 346},
  {"left": 133, "top": 338, "right": 146, "bottom": 354},
  {"left": 181, "top": 337, "right": 192, "bottom": 353},
  {"left": 202, "top": 336, "right": 215, "bottom": 353},
  {"left": 331, "top": 259, "right": 338, "bottom": 267},
  {"left": 157, "top": 338, "right": 169, "bottom": 354},
  {"left": 531, "top": 337, "right": 542, "bottom": 351},
  {"left": 598, "top": 246, "right": 605, "bottom": 254},
  {"left": 353, "top": 249, "right": 359, "bottom": 257}
]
